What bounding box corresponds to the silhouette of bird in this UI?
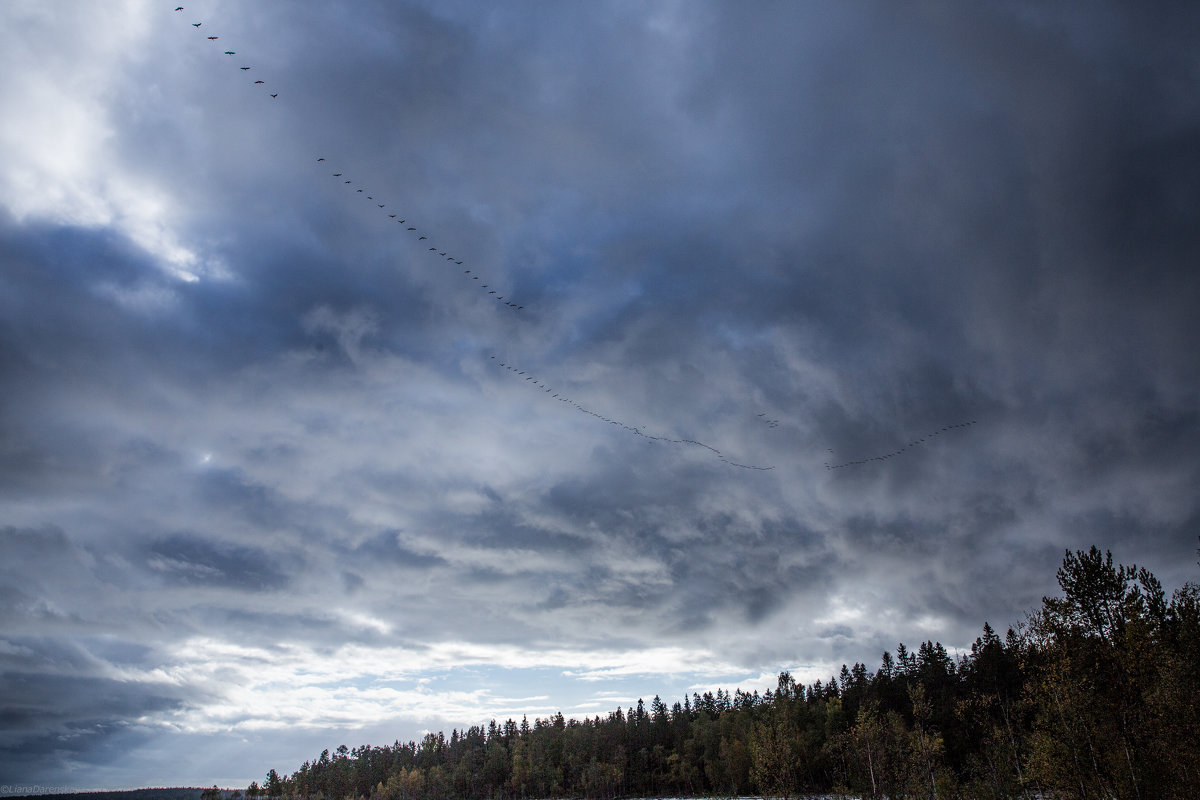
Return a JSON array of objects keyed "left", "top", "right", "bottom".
[
  {"left": 378, "top": 204, "right": 385, "bottom": 208},
  {"left": 429, "top": 247, "right": 436, "bottom": 251},
  {"left": 270, "top": 93, "right": 277, "bottom": 98},
  {"left": 254, "top": 80, "right": 264, "bottom": 84},
  {"left": 389, "top": 215, "right": 396, "bottom": 219},
  {"left": 207, "top": 36, "right": 218, "bottom": 40},
  {"left": 333, "top": 173, "right": 342, "bottom": 177},
  {"left": 240, "top": 66, "right": 250, "bottom": 70},
  {"left": 175, "top": 6, "right": 183, "bottom": 10},
  {"left": 224, "top": 51, "right": 235, "bottom": 55},
  {"left": 192, "top": 22, "right": 201, "bottom": 27},
  {"left": 345, "top": 180, "right": 351, "bottom": 184},
  {"left": 418, "top": 236, "right": 426, "bottom": 240},
  {"left": 407, "top": 227, "right": 415, "bottom": 230},
  {"left": 317, "top": 158, "right": 325, "bottom": 162}
]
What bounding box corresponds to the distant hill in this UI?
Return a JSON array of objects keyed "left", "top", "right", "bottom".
[{"left": 6, "top": 789, "right": 238, "bottom": 800}]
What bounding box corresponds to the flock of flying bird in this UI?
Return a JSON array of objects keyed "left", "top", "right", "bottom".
[
  {"left": 824, "top": 421, "right": 978, "bottom": 470},
  {"left": 177, "top": 6, "right": 522, "bottom": 312},
  {"left": 173, "top": 5, "right": 975, "bottom": 474},
  {"left": 488, "top": 356, "right": 774, "bottom": 470},
  {"left": 314, "top": 158, "right": 527, "bottom": 312}
]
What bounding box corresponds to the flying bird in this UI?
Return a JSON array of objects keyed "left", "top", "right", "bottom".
[
  {"left": 407, "top": 227, "right": 415, "bottom": 230},
  {"left": 240, "top": 66, "right": 250, "bottom": 70},
  {"left": 192, "top": 22, "right": 201, "bottom": 27},
  {"left": 333, "top": 173, "right": 342, "bottom": 177},
  {"left": 254, "top": 80, "right": 264, "bottom": 84},
  {"left": 270, "top": 93, "right": 278, "bottom": 98},
  {"left": 175, "top": 6, "right": 183, "bottom": 10},
  {"left": 224, "top": 51, "right": 235, "bottom": 55},
  {"left": 317, "top": 157, "right": 325, "bottom": 162},
  {"left": 419, "top": 236, "right": 426, "bottom": 240},
  {"left": 207, "top": 36, "right": 218, "bottom": 40}
]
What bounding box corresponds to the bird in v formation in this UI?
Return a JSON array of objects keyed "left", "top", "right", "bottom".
[
  {"left": 486, "top": 357, "right": 774, "bottom": 470},
  {"left": 181, "top": 9, "right": 544, "bottom": 317},
  {"left": 824, "top": 421, "right": 979, "bottom": 470},
  {"left": 177, "top": 9, "right": 973, "bottom": 472}
]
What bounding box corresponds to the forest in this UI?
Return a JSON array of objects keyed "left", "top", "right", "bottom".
[{"left": 247, "top": 545, "right": 1198, "bottom": 800}]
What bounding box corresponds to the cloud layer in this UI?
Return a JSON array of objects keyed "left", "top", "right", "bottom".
[{"left": 1, "top": 0, "right": 1198, "bottom": 789}]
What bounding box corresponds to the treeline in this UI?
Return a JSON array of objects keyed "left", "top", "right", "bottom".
[{"left": 258, "top": 545, "right": 1198, "bottom": 799}]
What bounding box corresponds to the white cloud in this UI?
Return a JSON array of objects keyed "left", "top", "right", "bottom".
[
  {"left": 105, "top": 637, "right": 783, "bottom": 734},
  {"left": 0, "top": 0, "right": 205, "bottom": 280}
]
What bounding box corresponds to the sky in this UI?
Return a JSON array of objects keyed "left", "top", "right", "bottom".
[{"left": 1, "top": 0, "right": 1199, "bottom": 790}]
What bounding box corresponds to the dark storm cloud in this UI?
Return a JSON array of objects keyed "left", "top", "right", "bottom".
[
  {"left": 146, "top": 533, "right": 290, "bottom": 590},
  {"left": 1, "top": 0, "right": 1198, "bottom": 789},
  {"left": 347, "top": 530, "right": 448, "bottom": 570},
  {"left": 438, "top": 504, "right": 598, "bottom": 558},
  {"left": 0, "top": 674, "right": 182, "bottom": 738},
  {"left": 528, "top": 468, "right": 837, "bottom": 636},
  {"left": 156, "top": 0, "right": 1176, "bottom": 605},
  {"left": 0, "top": 716, "right": 161, "bottom": 786},
  {"left": 0, "top": 213, "right": 367, "bottom": 480},
  {"left": 0, "top": 541, "right": 195, "bottom": 783}
]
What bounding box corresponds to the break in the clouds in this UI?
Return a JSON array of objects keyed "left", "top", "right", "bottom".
[{"left": 2, "top": 0, "right": 1198, "bottom": 790}]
